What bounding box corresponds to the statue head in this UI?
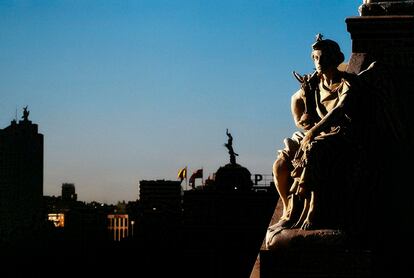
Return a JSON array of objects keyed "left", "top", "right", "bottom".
[{"left": 311, "top": 34, "right": 344, "bottom": 72}]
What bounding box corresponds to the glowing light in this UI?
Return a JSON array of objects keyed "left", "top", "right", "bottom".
[
  {"left": 48, "top": 213, "right": 65, "bottom": 227},
  {"left": 107, "top": 214, "right": 129, "bottom": 241}
]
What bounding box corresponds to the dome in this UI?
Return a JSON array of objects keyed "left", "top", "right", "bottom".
[{"left": 214, "top": 163, "right": 253, "bottom": 191}]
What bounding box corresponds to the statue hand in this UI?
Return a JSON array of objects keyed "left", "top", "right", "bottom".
[
  {"left": 298, "top": 114, "right": 314, "bottom": 130},
  {"left": 301, "top": 129, "right": 316, "bottom": 151}
]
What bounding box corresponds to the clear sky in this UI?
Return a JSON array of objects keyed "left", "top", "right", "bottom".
[{"left": 0, "top": 0, "right": 362, "bottom": 204}]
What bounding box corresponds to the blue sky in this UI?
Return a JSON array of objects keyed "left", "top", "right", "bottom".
[{"left": 0, "top": 0, "right": 361, "bottom": 203}]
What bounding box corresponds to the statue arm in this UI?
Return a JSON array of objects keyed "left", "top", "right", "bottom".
[
  {"left": 291, "top": 89, "right": 313, "bottom": 131},
  {"left": 301, "top": 92, "right": 350, "bottom": 147}
]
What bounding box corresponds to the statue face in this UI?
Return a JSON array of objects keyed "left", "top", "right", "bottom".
[{"left": 312, "top": 49, "right": 335, "bottom": 74}]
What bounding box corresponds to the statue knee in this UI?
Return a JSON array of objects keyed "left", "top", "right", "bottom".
[
  {"left": 272, "top": 160, "right": 278, "bottom": 176},
  {"left": 273, "top": 155, "right": 289, "bottom": 178}
]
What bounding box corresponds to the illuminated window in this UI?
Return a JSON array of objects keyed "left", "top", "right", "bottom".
[
  {"left": 48, "top": 213, "right": 65, "bottom": 227},
  {"left": 107, "top": 214, "right": 129, "bottom": 241}
]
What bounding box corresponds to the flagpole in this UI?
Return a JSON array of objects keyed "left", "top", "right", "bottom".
[{"left": 185, "top": 167, "right": 188, "bottom": 191}]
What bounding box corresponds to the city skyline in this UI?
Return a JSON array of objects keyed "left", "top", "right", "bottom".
[{"left": 0, "top": 1, "right": 361, "bottom": 203}]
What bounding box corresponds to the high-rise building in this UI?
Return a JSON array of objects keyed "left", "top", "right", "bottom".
[
  {"left": 61, "top": 183, "right": 77, "bottom": 201},
  {"left": 139, "top": 180, "right": 182, "bottom": 218},
  {"left": 0, "top": 108, "right": 43, "bottom": 244},
  {"left": 138, "top": 180, "right": 182, "bottom": 249}
]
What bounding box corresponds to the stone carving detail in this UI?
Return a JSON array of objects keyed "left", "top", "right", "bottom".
[{"left": 359, "top": 0, "right": 414, "bottom": 16}]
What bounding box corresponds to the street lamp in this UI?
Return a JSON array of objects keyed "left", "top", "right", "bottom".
[{"left": 130, "top": 220, "right": 135, "bottom": 238}]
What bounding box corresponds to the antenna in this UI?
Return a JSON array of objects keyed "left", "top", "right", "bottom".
[{"left": 15, "top": 107, "right": 17, "bottom": 121}]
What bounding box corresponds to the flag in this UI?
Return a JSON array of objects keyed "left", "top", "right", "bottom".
[
  {"left": 177, "top": 167, "right": 187, "bottom": 181},
  {"left": 189, "top": 168, "right": 203, "bottom": 188}
]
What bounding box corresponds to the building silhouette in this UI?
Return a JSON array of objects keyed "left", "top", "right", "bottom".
[
  {"left": 139, "top": 180, "right": 182, "bottom": 214},
  {"left": 0, "top": 109, "right": 44, "bottom": 246},
  {"left": 182, "top": 164, "right": 277, "bottom": 278},
  {"left": 0, "top": 111, "right": 277, "bottom": 278},
  {"left": 61, "top": 182, "right": 77, "bottom": 202},
  {"left": 138, "top": 180, "right": 182, "bottom": 247}
]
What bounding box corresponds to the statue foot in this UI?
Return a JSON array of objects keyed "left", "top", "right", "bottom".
[
  {"left": 265, "top": 218, "right": 294, "bottom": 249},
  {"left": 300, "top": 220, "right": 313, "bottom": 230},
  {"left": 268, "top": 218, "right": 291, "bottom": 233}
]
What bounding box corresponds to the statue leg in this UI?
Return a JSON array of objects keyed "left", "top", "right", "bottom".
[
  {"left": 268, "top": 154, "right": 305, "bottom": 232},
  {"left": 292, "top": 167, "right": 315, "bottom": 230},
  {"left": 265, "top": 193, "right": 304, "bottom": 249},
  {"left": 301, "top": 191, "right": 315, "bottom": 230},
  {"left": 273, "top": 153, "right": 292, "bottom": 221}
]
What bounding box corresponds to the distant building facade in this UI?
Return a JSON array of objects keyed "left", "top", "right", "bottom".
[
  {"left": 139, "top": 180, "right": 182, "bottom": 218},
  {"left": 181, "top": 164, "right": 278, "bottom": 277},
  {"left": 48, "top": 213, "right": 65, "bottom": 228},
  {"left": 61, "top": 183, "right": 77, "bottom": 202},
  {"left": 43, "top": 195, "right": 115, "bottom": 245},
  {"left": 0, "top": 111, "right": 44, "bottom": 243},
  {"left": 137, "top": 180, "right": 182, "bottom": 248},
  {"left": 107, "top": 214, "right": 129, "bottom": 241}
]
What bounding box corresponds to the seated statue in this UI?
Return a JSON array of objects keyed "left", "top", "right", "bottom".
[{"left": 266, "top": 34, "right": 403, "bottom": 249}]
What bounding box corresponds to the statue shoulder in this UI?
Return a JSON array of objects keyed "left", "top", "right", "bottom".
[{"left": 291, "top": 88, "right": 305, "bottom": 101}]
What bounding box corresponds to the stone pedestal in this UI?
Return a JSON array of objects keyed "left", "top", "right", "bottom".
[
  {"left": 345, "top": 12, "right": 413, "bottom": 249},
  {"left": 260, "top": 247, "right": 372, "bottom": 278},
  {"left": 258, "top": 200, "right": 373, "bottom": 278},
  {"left": 346, "top": 15, "right": 414, "bottom": 74}
]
